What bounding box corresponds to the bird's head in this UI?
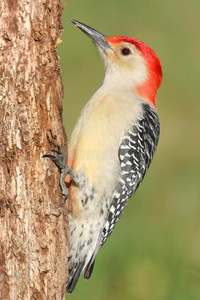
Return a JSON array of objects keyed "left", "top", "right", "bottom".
[{"left": 72, "top": 19, "right": 162, "bottom": 108}]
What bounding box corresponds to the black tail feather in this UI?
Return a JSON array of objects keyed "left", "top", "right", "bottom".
[
  {"left": 66, "top": 260, "right": 85, "bottom": 294},
  {"left": 84, "top": 256, "right": 96, "bottom": 280}
]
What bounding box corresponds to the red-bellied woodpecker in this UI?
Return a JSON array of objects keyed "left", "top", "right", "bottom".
[{"left": 44, "top": 19, "right": 162, "bottom": 293}]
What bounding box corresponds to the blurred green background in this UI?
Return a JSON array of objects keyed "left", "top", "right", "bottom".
[{"left": 59, "top": 0, "right": 200, "bottom": 299}]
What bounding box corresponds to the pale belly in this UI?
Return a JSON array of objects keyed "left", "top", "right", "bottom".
[{"left": 68, "top": 89, "right": 143, "bottom": 194}]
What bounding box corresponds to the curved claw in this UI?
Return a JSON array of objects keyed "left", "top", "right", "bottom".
[
  {"left": 43, "top": 150, "right": 69, "bottom": 199},
  {"left": 50, "top": 149, "right": 64, "bottom": 158},
  {"left": 43, "top": 150, "right": 66, "bottom": 170},
  {"left": 50, "top": 149, "right": 61, "bottom": 154},
  {"left": 42, "top": 154, "right": 56, "bottom": 159},
  {"left": 43, "top": 149, "right": 64, "bottom": 160}
]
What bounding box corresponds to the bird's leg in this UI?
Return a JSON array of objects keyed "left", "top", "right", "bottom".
[{"left": 43, "top": 150, "right": 78, "bottom": 200}]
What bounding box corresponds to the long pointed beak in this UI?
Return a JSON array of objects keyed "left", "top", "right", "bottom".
[{"left": 71, "top": 19, "right": 112, "bottom": 52}]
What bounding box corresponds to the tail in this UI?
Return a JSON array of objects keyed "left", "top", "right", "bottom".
[
  {"left": 84, "top": 235, "right": 102, "bottom": 280},
  {"left": 66, "top": 235, "right": 102, "bottom": 292},
  {"left": 84, "top": 254, "right": 96, "bottom": 280},
  {"left": 66, "top": 255, "right": 98, "bottom": 293},
  {"left": 66, "top": 260, "right": 85, "bottom": 294},
  {"left": 66, "top": 258, "right": 97, "bottom": 294}
]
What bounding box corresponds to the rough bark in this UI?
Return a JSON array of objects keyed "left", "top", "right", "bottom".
[{"left": 0, "top": 1, "right": 68, "bottom": 299}]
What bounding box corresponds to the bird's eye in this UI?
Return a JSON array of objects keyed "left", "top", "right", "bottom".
[{"left": 121, "top": 48, "right": 131, "bottom": 56}]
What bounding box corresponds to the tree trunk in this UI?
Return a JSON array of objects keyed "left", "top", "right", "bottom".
[{"left": 0, "top": 1, "right": 68, "bottom": 299}]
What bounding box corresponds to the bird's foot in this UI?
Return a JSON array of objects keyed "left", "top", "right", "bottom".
[{"left": 43, "top": 150, "right": 72, "bottom": 200}]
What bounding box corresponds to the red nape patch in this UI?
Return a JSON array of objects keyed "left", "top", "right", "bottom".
[{"left": 107, "top": 36, "right": 162, "bottom": 107}]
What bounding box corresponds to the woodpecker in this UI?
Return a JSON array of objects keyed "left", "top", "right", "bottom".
[{"left": 44, "top": 19, "right": 162, "bottom": 293}]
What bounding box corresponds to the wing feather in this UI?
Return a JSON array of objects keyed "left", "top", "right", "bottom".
[{"left": 84, "top": 103, "right": 160, "bottom": 273}]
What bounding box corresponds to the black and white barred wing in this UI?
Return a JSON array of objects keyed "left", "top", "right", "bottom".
[
  {"left": 84, "top": 104, "right": 160, "bottom": 279},
  {"left": 101, "top": 103, "right": 160, "bottom": 246}
]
